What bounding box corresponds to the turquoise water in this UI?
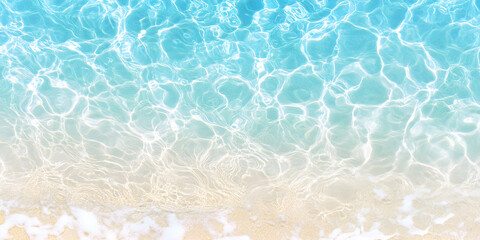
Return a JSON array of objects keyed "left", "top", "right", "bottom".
[{"left": 1, "top": 0, "right": 480, "bottom": 239}]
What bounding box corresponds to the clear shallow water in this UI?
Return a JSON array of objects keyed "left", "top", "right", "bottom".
[{"left": 0, "top": 0, "right": 480, "bottom": 239}]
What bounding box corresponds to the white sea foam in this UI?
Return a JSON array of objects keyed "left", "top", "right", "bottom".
[
  {"left": 373, "top": 188, "right": 387, "bottom": 200},
  {"left": 399, "top": 194, "right": 416, "bottom": 212},
  {"left": 320, "top": 226, "right": 394, "bottom": 240},
  {"left": 434, "top": 213, "right": 454, "bottom": 225},
  {"left": 160, "top": 214, "right": 185, "bottom": 240}
]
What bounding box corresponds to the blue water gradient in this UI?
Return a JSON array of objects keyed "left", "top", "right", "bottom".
[{"left": 1, "top": 0, "right": 480, "bottom": 238}]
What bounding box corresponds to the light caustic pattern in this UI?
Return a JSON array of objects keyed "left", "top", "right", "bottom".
[{"left": 0, "top": 0, "right": 480, "bottom": 239}]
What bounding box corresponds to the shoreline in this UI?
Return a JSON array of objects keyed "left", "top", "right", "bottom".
[{"left": 1, "top": 174, "right": 479, "bottom": 239}]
